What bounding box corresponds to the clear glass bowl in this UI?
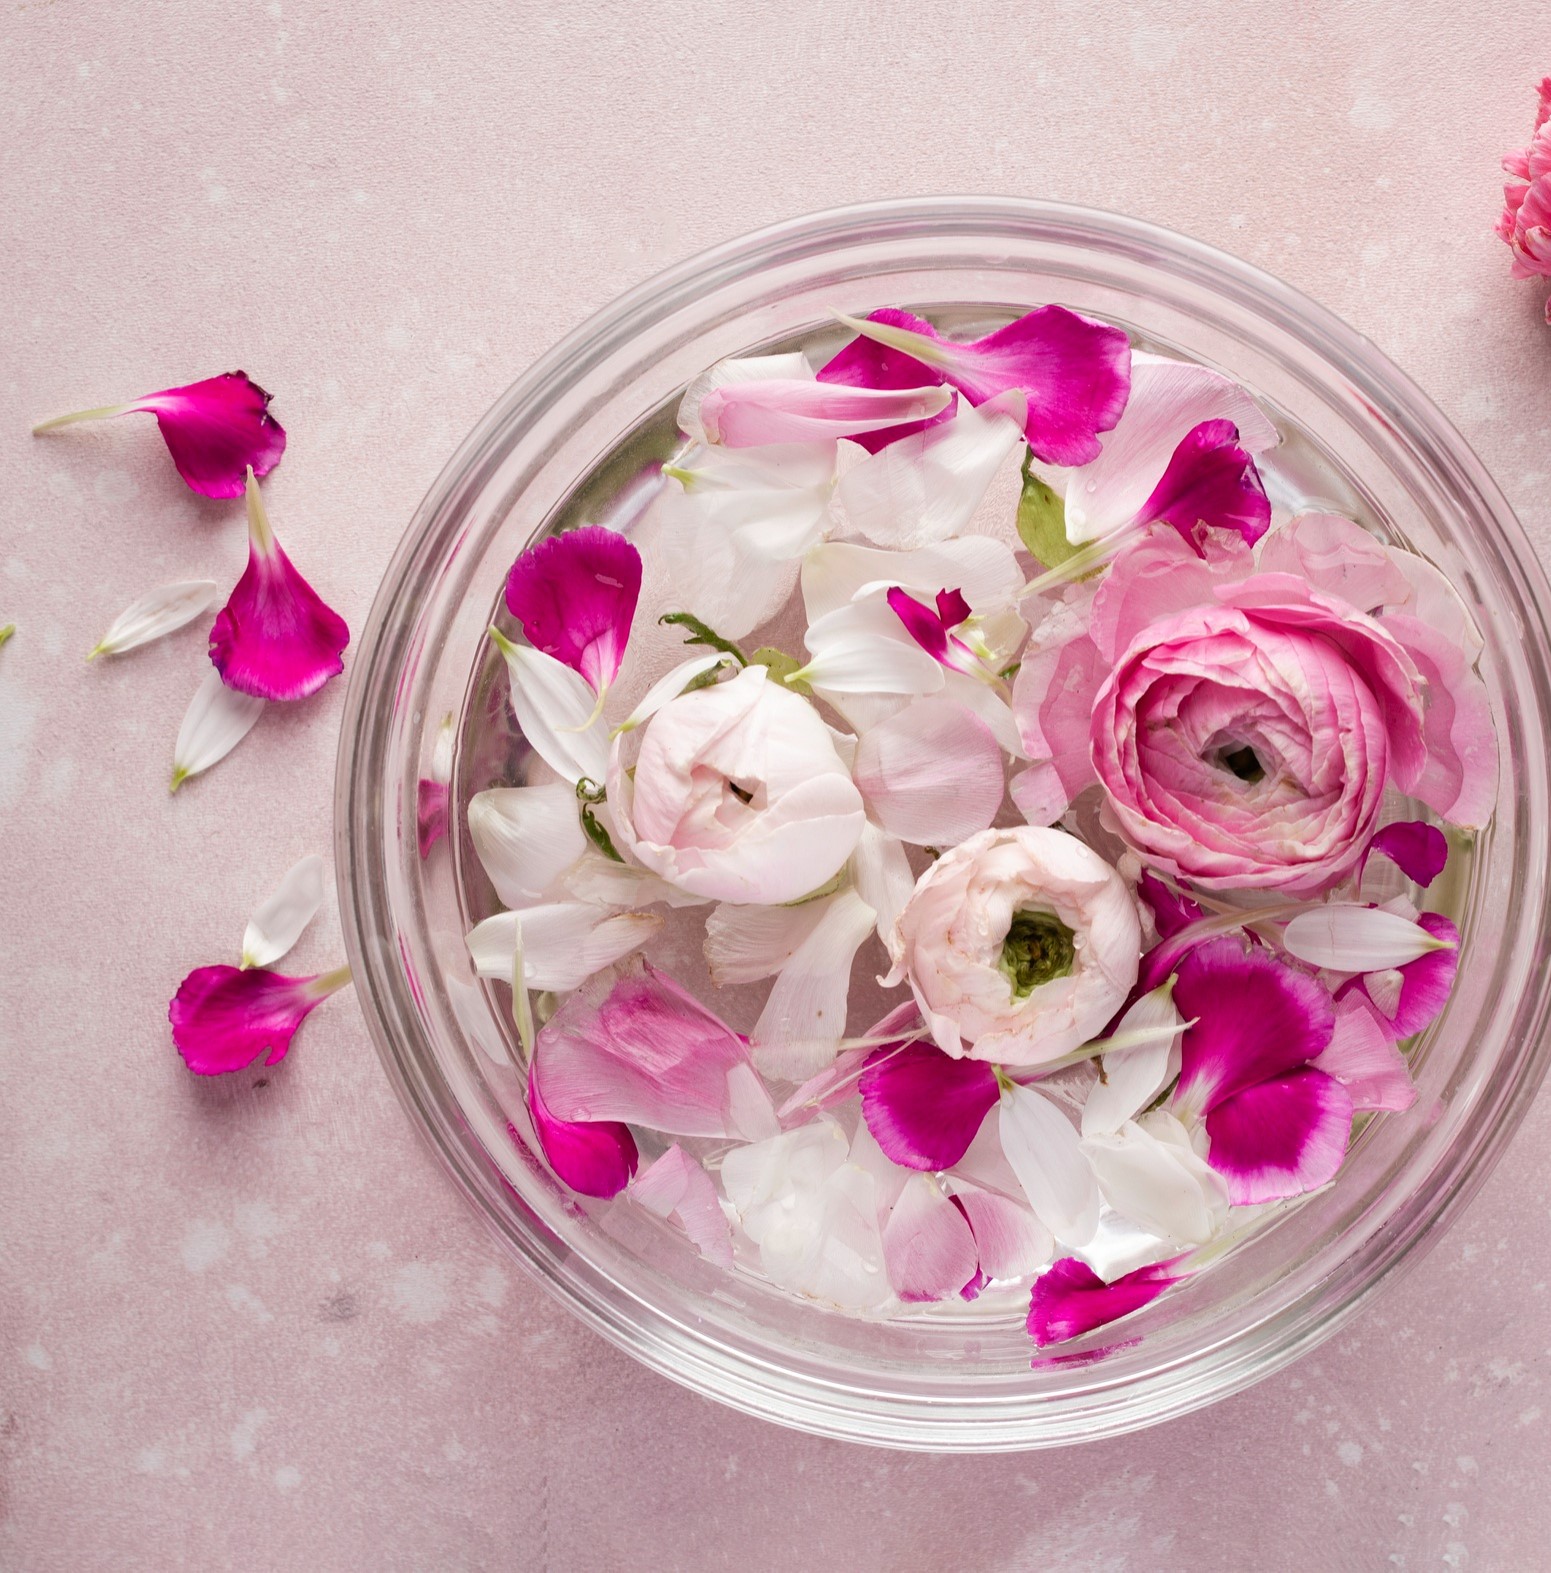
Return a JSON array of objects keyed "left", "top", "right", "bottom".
[{"left": 335, "top": 198, "right": 1551, "bottom": 1450}]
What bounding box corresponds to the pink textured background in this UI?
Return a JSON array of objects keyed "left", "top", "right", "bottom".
[{"left": 4, "top": 3, "right": 1550, "bottom": 1567}]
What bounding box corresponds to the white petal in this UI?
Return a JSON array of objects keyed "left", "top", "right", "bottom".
[
  {"left": 614, "top": 653, "right": 730, "bottom": 734},
  {"left": 704, "top": 900, "right": 829, "bottom": 985},
  {"left": 653, "top": 503, "right": 800, "bottom": 641},
  {"left": 677, "top": 352, "right": 813, "bottom": 444},
  {"left": 172, "top": 669, "right": 265, "bottom": 790},
  {"left": 241, "top": 854, "right": 325, "bottom": 969},
  {"left": 466, "top": 903, "right": 662, "bottom": 991},
  {"left": 559, "top": 852, "right": 705, "bottom": 911},
  {"left": 468, "top": 783, "right": 588, "bottom": 908},
  {"left": 1282, "top": 904, "right": 1454, "bottom": 971},
  {"left": 847, "top": 821, "right": 915, "bottom": 943},
  {"left": 801, "top": 594, "right": 946, "bottom": 695},
  {"left": 1081, "top": 1112, "right": 1228, "bottom": 1246},
  {"left": 751, "top": 888, "right": 877, "bottom": 1080},
  {"left": 939, "top": 669, "right": 1023, "bottom": 756},
  {"left": 1081, "top": 983, "right": 1184, "bottom": 1136},
  {"left": 997, "top": 1086, "right": 1101, "bottom": 1247},
  {"left": 802, "top": 536, "right": 1023, "bottom": 622},
  {"left": 494, "top": 639, "right": 610, "bottom": 785},
  {"left": 1043, "top": 353, "right": 1280, "bottom": 544},
  {"left": 837, "top": 391, "right": 1025, "bottom": 549},
  {"left": 854, "top": 697, "right": 1005, "bottom": 847},
  {"left": 427, "top": 711, "right": 456, "bottom": 784},
  {"left": 89, "top": 580, "right": 219, "bottom": 659}
]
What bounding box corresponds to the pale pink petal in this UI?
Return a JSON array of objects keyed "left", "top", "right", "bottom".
[
  {"left": 700, "top": 378, "right": 952, "bottom": 448},
  {"left": 34, "top": 371, "right": 286, "bottom": 498},
  {"left": 465, "top": 904, "right": 662, "bottom": 992},
  {"left": 535, "top": 962, "right": 775, "bottom": 1139},
  {"left": 847, "top": 822, "right": 915, "bottom": 943},
  {"left": 1281, "top": 905, "right": 1457, "bottom": 972},
  {"left": 1258, "top": 512, "right": 1413, "bottom": 611},
  {"left": 504, "top": 526, "right": 642, "bottom": 694},
  {"left": 883, "top": 1173, "right": 981, "bottom": 1301},
  {"left": 169, "top": 962, "right": 351, "bottom": 1075},
  {"left": 209, "top": 474, "right": 349, "bottom": 701},
  {"left": 853, "top": 697, "right": 1004, "bottom": 846},
  {"left": 997, "top": 1086, "right": 1101, "bottom": 1246},
  {"left": 677, "top": 352, "right": 813, "bottom": 444},
  {"left": 751, "top": 888, "right": 878, "bottom": 1080},
  {"left": 860, "top": 1039, "right": 1000, "bottom": 1170},
  {"left": 1026, "top": 1256, "right": 1183, "bottom": 1348},
  {"left": 1363, "top": 821, "right": 1448, "bottom": 888},
  {"left": 949, "top": 1180, "right": 1054, "bottom": 1281},
  {"left": 1008, "top": 762, "right": 1068, "bottom": 827},
  {"left": 836, "top": 391, "right": 1026, "bottom": 549},
  {"left": 627, "top": 1144, "right": 734, "bottom": 1266},
  {"left": 526, "top": 1059, "right": 638, "bottom": 1199},
  {"left": 1010, "top": 592, "right": 1105, "bottom": 809},
  {"left": 1312, "top": 995, "right": 1417, "bottom": 1112}
]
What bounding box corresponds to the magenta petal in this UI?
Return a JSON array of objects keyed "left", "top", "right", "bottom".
[
  {"left": 504, "top": 526, "right": 643, "bottom": 693},
  {"left": 416, "top": 779, "right": 450, "bottom": 859},
  {"left": 526, "top": 1058, "right": 637, "bottom": 1198},
  {"left": 169, "top": 963, "right": 347, "bottom": 1075},
  {"left": 125, "top": 372, "right": 286, "bottom": 498},
  {"left": 1203, "top": 1069, "right": 1354, "bottom": 1204},
  {"left": 1173, "top": 937, "right": 1336, "bottom": 1111},
  {"left": 1027, "top": 1256, "right": 1183, "bottom": 1347},
  {"left": 1359, "top": 912, "right": 1460, "bottom": 1038},
  {"left": 886, "top": 586, "right": 950, "bottom": 662},
  {"left": 1136, "top": 419, "right": 1271, "bottom": 550},
  {"left": 935, "top": 586, "right": 972, "bottom": 627},
  {"left": 860, "top": 1040, "right": 1000, "bottom": 1170},
  {"left": 1136, "top": 869, "right": 1204, "bottom": 940},
  {"left": 209, "top": 480, "right": 349, "bottom": 701},
  {"left": 816, "top": 307, "right": 958, "bottom": 453},
  {"left": 1364, "top": 821, "right": 1449, "bottom": 888},
  {"left": 946, "top": 307, "right": 1132, "bottom": 466}
]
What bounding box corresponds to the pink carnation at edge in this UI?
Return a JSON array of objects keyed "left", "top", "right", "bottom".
[{"left": 1497, "top": 77, "right": 1551, "bottom": 317}]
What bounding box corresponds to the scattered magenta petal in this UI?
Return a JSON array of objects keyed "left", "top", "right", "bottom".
[
  {"left": 1351, "top": 912, "right": 1460, "bottom": 1038},
  {"left": 33, "top": 371, "right": 285, "bottom": 499},
  {"left": 209, "top": 471, "right": 349, "bottom": 701},
  {"left": 504, "top": 526, "right": 643, "bottom": 695},
  {"left": 1363, "top": 821, "right": 1449, "bottom": 888},
  {"left": 1136, "top": 869, "right": 1204, "bottom": 940},
  {"left": 169, "top": 963, "right": 351, "bottom": 1076},
  {"left": 859, "top": 1039, "right": 1000, "bottom": 1170},
  {"left": 1027, "top": 1256, "right": 1183, "bottom": 1348},
  {"left": 416, "top": 779, "right": 451, "bottom": 859},
  {"left": 1136, "top": 418, "right": 1271, "bottom": 552}
]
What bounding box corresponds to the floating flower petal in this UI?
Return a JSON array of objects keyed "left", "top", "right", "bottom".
[
  {"left": 241, "top": 854, "right": 325, "bottom": 969},
  {"left": 1346, "top": 912, "right": 1460, "bottom": 1039},
  {"left": 998, "top": 1084, "right": 1102, "bottom": 1247},
  {"left": 1027, "top": 1256, "right": 1183, "bottom": 1348},
  {"left": 1134, "top": 418, "right": 1271, "bottom": 551},
  {"left": 468, "top": 783, "right": 589, "bottom": 908},
  {"left": 853, "top": 697, "right": 1005, "bottom": 847},
  {"left": 834, "top": 306, "right": 1131, "bottom": 466},
  {"left": 1312, "top": 995, "right": 1417, "bottom": 1112},
  {"left": 883, "top": 1172, "right": 980, "bottom": 1302},
  {"left": 699, "top": 378, "right": 953, "bottom": 448},
  {"left": 1363, "top": 821, "right": 1449, "bottom": 888},
  {"left": 533, "top": 962, "right": 777, "bottom": 1140},
  {"left": 171, "top": 668, "right": 265, "bottom": 791},
  {"left": 815, "top": 307, "right": 959, "bottom": 452},
  {"left": 628, "top": 1145, "right": 733, "bottom": 1266},
  {"left": 1281, "top": 904, "right": 1456, "bottom": 972},
  {"left": 949, "top": 1180, "right": 1054, "bottom": 1284},
  {"left": 466, "top": 903, "right": 663, "bottom": 992},
  {"left": 33, "top": 371, "right": 285, "bottom": 498},
  {"left": 860, "top": 1039, "right": 1001, "bottom": 1171},
  {"left": 1081, "top": 1111, "right": 1229, "bottom": 1245},
  {"left": 169, "top": 962, "right": 350, "bottom": 1075},
  {"left": 88, "top": 580, "right": 219, "bottom": 661},
  {"left": 489, "top": 631, "right": 611, "bottom": 786},
  {"left": 504, "top": 526, "right": 642, "bottom": 697},
  {"left": 209, "top": 472, "right": 349, "bottom": 701},
  {"left": 526, "top": 1055, "right": 637, "bottom": 1198}
]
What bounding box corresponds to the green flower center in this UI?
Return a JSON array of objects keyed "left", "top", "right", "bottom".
[{"left": 998, "top": 908, "right": 1076, "bottom": 999}]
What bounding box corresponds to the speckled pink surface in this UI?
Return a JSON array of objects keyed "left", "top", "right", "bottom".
[{"left": 4, "top": 3, "right": 1551, "bottom": 1567}]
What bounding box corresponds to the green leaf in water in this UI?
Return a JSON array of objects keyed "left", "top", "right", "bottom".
[
  {"left": 749, "top": 646, "right": 813, "bottom": 697},
  {"left": 1016, "top": 448, "right": 1082, "bottom": 570}
]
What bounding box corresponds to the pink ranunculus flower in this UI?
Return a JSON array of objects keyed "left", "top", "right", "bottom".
[
  {"left": 1092, "top": 585, "right": 1426, "bottom": 895},
  {"left": 1498, "top": 77, "right": 1551, "bottom": 318},
  {"left": 884, "top": 825, "right": 1141, "bottom": 1066},
  {"left": 606, "top": 662, "right": 865, "bottom": 904}
]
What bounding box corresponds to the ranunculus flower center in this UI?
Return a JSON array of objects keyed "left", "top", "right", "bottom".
[{"left": 998, "top": 909, "right": 1077, "bottom": 998}]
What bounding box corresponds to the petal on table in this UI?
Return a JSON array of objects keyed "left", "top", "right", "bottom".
[
  {"left": 169, "top": 963, "right": 350, "bottom": 1075},
  {"left": 171, "top": 667, "right": 266, "bottom": 791},
  {"left": 88, "top": 579, "right": 220, "bottom": 660},
  {"left": 241, "top": 854, "right": 325, "bottom": 969},
  {"left": 466, "top": 903, "right": 661, "bottom": 992}
]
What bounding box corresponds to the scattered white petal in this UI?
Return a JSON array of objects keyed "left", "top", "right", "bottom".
[
  {"left": 171, "top": 669, "right": 265, "bottom": 791},
  {"left": 241, "top": 854, "right": 325, "bottom": 969},
  {"left": 1081, "top": 983, "right": 1184, "bottom": 1136},
  {"left": 998, "top": 1085, "right": 1101, "bottom": 1247},
  {"left": 847, "top": 821, "right": 915, "bottom": 943},
  {"left": 466, "top": 903, "right": 662, "bottom": 991},
  {"left": 492, "top": 637, "right": 609, "bottom": 785},
  {"left": 89, "top": 580, "right": 219, "bottom": 660},
  {"left": 1081, "top": 1111, "right": 1228, "bottom": 1245},
  {"left": 468, "top": 784, "right": 587, "bottom": 908},
  {"left": 802, "top": 536, "right": 1023, "bottom": 622},
  {"left": 1282, "top": 904, "right": 1454, "bottom": 971},
  {"left": 704, "top": 900, "right": 829, "bottom": 985}
]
